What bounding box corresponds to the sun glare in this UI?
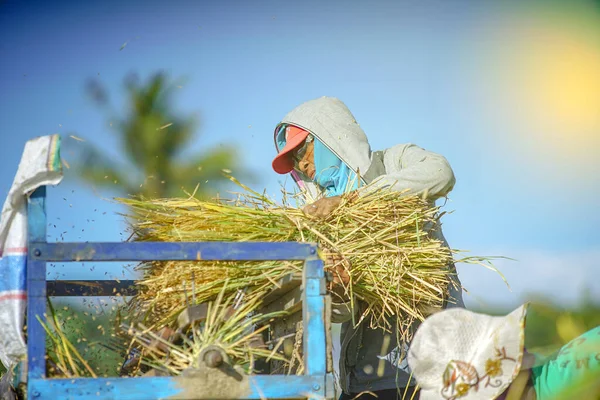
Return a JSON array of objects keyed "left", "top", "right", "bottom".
[{"left": 524, "top": 33, "right": 600, "bottom": 132}]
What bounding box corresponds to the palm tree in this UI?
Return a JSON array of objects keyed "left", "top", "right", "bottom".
[
  {"left": 73, "top": 72, "right": 244, "bottom": 198},
  {"left": 62, "top": 73, "right": 249, "bottom": 376}
]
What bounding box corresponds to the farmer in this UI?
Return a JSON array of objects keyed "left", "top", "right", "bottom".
[
  {"left": 407, "top": 304, "right": 600, "bottom": 400},
  {"left": 271, "top": 96, "right": 465, "bottom": 400}
]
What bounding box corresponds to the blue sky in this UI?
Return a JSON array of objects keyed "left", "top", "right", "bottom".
[{"left": 1, "top": 0, "right": 599, "bottom": 309}]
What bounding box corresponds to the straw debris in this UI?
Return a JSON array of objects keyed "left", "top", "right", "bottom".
[{"left": 125, "top": 284, "right": 288, "bottom": 375}]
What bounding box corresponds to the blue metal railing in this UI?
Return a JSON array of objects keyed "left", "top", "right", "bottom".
[{"left": 24, "top": 186, "right": 334, "bottom": 400}]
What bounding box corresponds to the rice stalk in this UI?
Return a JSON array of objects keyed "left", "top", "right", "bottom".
[{"left": 38, "top": 300, "right": 97, "bottom": 378}]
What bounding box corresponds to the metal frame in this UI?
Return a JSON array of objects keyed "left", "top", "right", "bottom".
[{"left": 24, "top": 186, "right": 334, "bottom": 399}]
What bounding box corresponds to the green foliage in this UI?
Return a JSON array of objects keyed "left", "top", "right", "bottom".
[
  {"left": 472, "top": 298, "right": 600, "bottom": 355},
  {"left": 525, "top": 301, "right": 600, "bottom": 354},
  {"left": 71, "top": 72, "right": 248, "bottom": 199}
]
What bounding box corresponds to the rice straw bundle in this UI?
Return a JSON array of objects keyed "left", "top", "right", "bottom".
[
  {"left": 118, "top": 179, "right": 492, "bottom": 340},
  {"left": 126, "top": 284, "right": 288, "bottom": 375},
  {"left": 39, "top": 300, "right": 97, "bottom": 378}
]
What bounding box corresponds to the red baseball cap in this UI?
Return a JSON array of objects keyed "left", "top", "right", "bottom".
[{"left": 272, "top": 125, "right": 310, "bottom": 174}]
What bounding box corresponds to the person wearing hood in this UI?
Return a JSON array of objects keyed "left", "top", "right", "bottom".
[{"left": 271, "top": 97, "right": 465, "bottom": 400}]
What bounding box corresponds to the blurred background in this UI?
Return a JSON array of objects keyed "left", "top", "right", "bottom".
[{"left": 1, "top": 0, "right": 599, "bottom": 378}]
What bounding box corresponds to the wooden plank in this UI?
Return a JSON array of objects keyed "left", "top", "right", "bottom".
[
  {"left": 46, "top": 280, "right": 137, "bottom": 296},
  {"left": 261, "top": 285, "right": 303, "bottom": 315},
  {"left": 28, "top": 374, "right": 335, "bottom": 399},
  {"left": 261, "top": 272, "right": 301, "bottom": 308},
  {"left": 303, "top": 258, "right": 327, "bottom": 376},
  {"left": 29, "top": 242, "right": 318, "bottom": 262},
  {"left": 27, "top": 187, "right": 48, "bottom": 381}
]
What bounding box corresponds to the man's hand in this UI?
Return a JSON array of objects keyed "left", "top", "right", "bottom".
[
  {"left": 302, "top": 191, "right": 359, "bottom": 220},
  {"left": 302, "top": 196, "right": 342, "bottom": 219},
  {"left": 325, "top": 251, "right": 351, "bottom": 302}
]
